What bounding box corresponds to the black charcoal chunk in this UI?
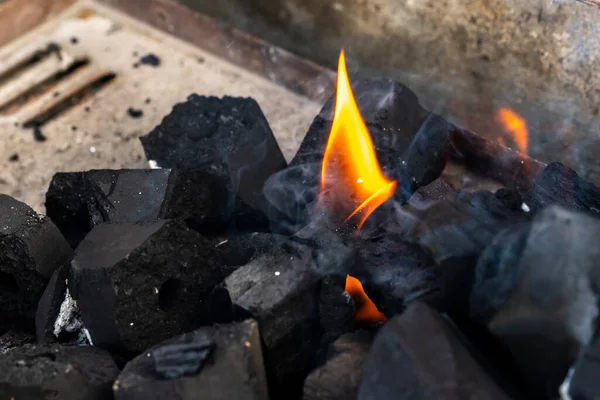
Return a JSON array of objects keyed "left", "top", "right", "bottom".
[
  {"left": 152, "top": 331, "right": 214, "bottom": 379},
  {"left": 0, "top": 344, "right": 118, "bottom": 400},
  {"left": 290, "top": 79, "right": 429, "bottom": 169},
  {"left": 46, "top": 169, "right": 268, "bottom": 247},
  {"left": 218, "top": 232, "right": 288, "bottom": 274},
  {"left": 140, "top": 95, "right": 287, "bottom": 210},
  {"left": 304, "top": 330, "right": 374, "bottom": 400},
  {"left": 0, "top": 195, "right": 72, "bottom": 330},
  {"left": 351, "top": 230, "right": 438, "bottom": 317},
  {"left": 139, "top": 53, "right": 161, "bottom": 66},
  {"left": 114, "top": 320, "right": 268, "bottom": 400},
  {"left": 358, "top": 302, "right": 512, "bottom": 400},
  {"left": 67, "top": 220, "right": 222, "bottom": 354},
  {"left": 318, "top": 276, "right": 355, "bottom": 346},
  {"left": 127, "top": 107, "right": 143, "bottom": 118},
  {"left": 0, "top": 330, "right": 35, "bottom": 355},
  {"left": 568, "top": 339, "right": 600, "bottom": 400},
  {"left": 225, "top": 241, "right": 327, "bottom": 397},
  {"left": 523, "top": 162, "right": 600, "bottom": 215},
  {"left": 471, "top": 206, "right": 600, "bottom": 399}
]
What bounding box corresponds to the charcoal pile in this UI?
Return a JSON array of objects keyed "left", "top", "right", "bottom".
[{"left": 2, "top": 60, "right": 600, "bottom": 400}]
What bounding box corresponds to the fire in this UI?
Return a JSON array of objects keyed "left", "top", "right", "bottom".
[
  {"left": 496, "top": 108, "right": 528, "bottom": 154},
  {"left": 321, "top": 50, "right": 392, "bottom": 324},
  {"left": 345, "top": 275, "right": 386, "bottom": 323},
  {"left": 320, "top": 50, "right": 397, "bottom": 230}
]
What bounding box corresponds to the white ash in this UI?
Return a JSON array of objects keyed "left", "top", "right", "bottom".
[
  {"left": 53, "top": 283, "right": 90, "bottom": 345},
  {"left": 148, "top": 160, "right": 161, "bottom": 169}
]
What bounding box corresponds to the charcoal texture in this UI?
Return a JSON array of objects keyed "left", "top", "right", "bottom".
[
  {"left": 471, "top": 206, "right": 600, "bottom": 399},
  {"left": 265, "top": 79, "right": 451, "bottom": 231},
  {"left": 46, "top": 169, "right": 268, "bottom": 248},
  {"left": 114, "top": 320, "right": 268, "bottom": 400},
  {"left": 0, "top": 330, "right": 35, "bottom": 355},
  {"left": 35, "top": 266, "right": 69, "bottom": 344},
  {"left": 152, "top": 331, "right": 214, "bottom": 379},
  {"left": 358, "top": 302, "right": 511, "bottom": 400},
  {"left": 303, "top": 330, "right": 374, "bottom": 400},
  {"left": 318, "top": 276, "right": 355, "bottom": 347},
  {"left": 523, "top": 162, "right": 600, "bottom": 216},
  {"left": 0, "top": 194, "right": 72, "bottom": 331},
  {"left": 66, "top": 220, "right": 223, "bottom": 354},
  {"left": 0, "top": 344, "right": 118, "bottom": 400},
  {"left": 140, "top": 95, "right": 286, "bottom": 212},
  {"left": 225, "top": 240, "right": 328, "bottom": 398}
]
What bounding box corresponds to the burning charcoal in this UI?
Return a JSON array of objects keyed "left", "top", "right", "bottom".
[
  {"left": 358, "top": 302, "right": 512, "bottom": 400},
  {"left": 318, "top": 276, "right": 355, "bottom": 348},
  {"left": 113, "top": 320, "right": 269, "bottom": 400},
  {"left": 471, "top": 206, "right": 600, "bottom": 399},
  {"left": 225, "top": 239, "right": 333, "bottom": 397},
  {"left": 351, "top": 230, "right": 438, "bottom": 317},
  {"left": 0, "top": 344, "right": 118, "bottom": 400},
  {"left": 568, "top": 339, "right": 600, "bottom": 400},
  {"left": 304, "top": 330, "right": 374, "bottom": 400},
  {"left": 46, "top": 169, "right": 268, "bottom": 247},
  {"left": 0, "top": 194, "right": 72, "bottom": 330},
  {"left": 290, "top": 79, "right": 430, "bottom": 168},
  {"left": 523, "top": 162, "right": 600, "bottom": 216},
  {"left": 140, "top": 95, "right": 287, "bottom": 211},
  {"left": 0, "top": 330, "right": 35, "bottom": 355},
  {"left": 65, "top": 220, "right": 222, "bottom": 354}
]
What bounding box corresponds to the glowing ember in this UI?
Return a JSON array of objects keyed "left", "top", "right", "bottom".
[
  {"left": 320, "top": 50, "right": 397, "bottom": 230},
  {"left": 496, "top": 108, "right": 528, "bottom": 155},
  {"left": 345, "top": 275, "right": 386, "bottom": 323}
]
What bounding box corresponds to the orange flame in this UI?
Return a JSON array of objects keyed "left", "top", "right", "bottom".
[
  {"left": 321, "top": 50, "right": 391, "bottom": 324},
  {"left": 345, "top": 275, "right": 386, "bottom": 323},
  {"left": 496, "top": 108, "right": 528, "bottom": 155},
  {"left": 320, "top": 50, "right": 397, "bottom": 230}
]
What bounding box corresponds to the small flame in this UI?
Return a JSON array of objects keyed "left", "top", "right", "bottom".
[
  {"left": 321, "top": 50, "right": 390, "bottom": 324},
  {"left": 320, "top": 50, "right": 397, "bottom": 230},
  {"left": 345, "top": 275, "right": 386, "bottom": 324},
  {"left": 496, "top": 108, "right": 528, "bottom": 155}
]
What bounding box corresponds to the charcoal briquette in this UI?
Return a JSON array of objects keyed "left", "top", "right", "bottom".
[
  {"left": 140, "top": 95, "right": 287, "bottom": 212},
  {"left": 0, "top": 344, "right": 118, "bottom": 400},
  {"left": 65, "top": 220, "right": 223, "bottom": 354},
  {"left": 114, "top": 320, "right": 268, "bottom": 400},
  {"left": 0, "top": 194, "right": 72, "bottom": 331},
  {"left": 304, "top": 330, "right": 374, "bottom": 400},
  {"left": 471, "top": 206, "right": 600, "bottom": 399},
  {"left": 358, "top": 302, "right": 512, "bottom": 400},
  {"left": 523, "top": 162, "right": 600, "bottom": 216},
  {"left": 46, "top": 169, "right": 268, "bottom": 247},
  {"left": 225, "top": 240, "right": 325, "bottom": 397}
]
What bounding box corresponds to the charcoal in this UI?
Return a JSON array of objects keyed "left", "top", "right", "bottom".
[
  {"left": 218, "top": 232, "right": 289, "bottom": 274},
  {"left": 402, "top": 189, "right": 529, "bottom": 264},
  {"left": 304, "top": 330, "right": 374, "bottom": 400},
  {"left": 46, "top": 169, "right": 268, "bottom": 248},
  {"left": 396, "top": 114, "right": 452, "bottom": 201},
  {"left": 0, "top": 344, "right": 118, "bottom": 400},
  {"left": 523, "top": 162, "right": 600, "bottom": 215},
  {"left": 65, "top": 220, "right": 222, "bottom": 354},
  {"left": 35, "top": 266, "right": 69, "bottom": 344},
  {"left": 225, "top": 239, "right": 336, "bottom": 397},
  {"left": 358, "top": 302, "right": 512, "bottom": 400},
  {"left": 351, "top": 230, "right": 438, "bottom": 317},
  {"left": 114, "top": 320, "right": 269, "bottom": 400},
  {"left": 0, "top": 194, "right": 72, "bottom": 330},
  {"left": 470, "top": 206, "right": 600, "bottom": 399},
  {"left": 152, "top": 330, "right": 214, "bottom": 379},
  {"left": 318, "top": 276, "right": 355, "bottom": 348},
  {"left": 0, "top": 330, "right": 35, "bottom": 355},
  {"left": 140, "top": 95, "right": 287, "bottom": 210},
  {"left": 568, "top": 339, "right": 600, "bottom": 400}
]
